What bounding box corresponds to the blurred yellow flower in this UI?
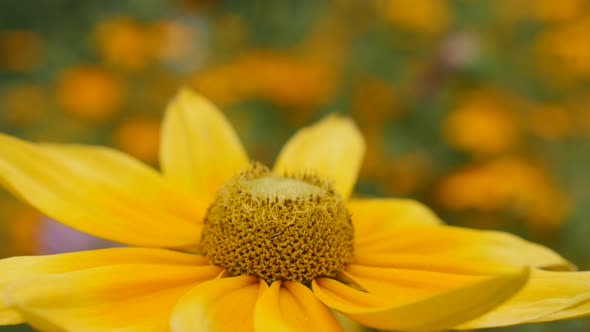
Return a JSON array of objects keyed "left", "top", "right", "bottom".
[
  {"left": 533, "top": 0, "right": 586, "bottom": 21},
  {"left": 528, "top": 104, "right": 574, "bottom": 140},
  {"left": 436, "top": 157, "right": 571, "bottom": 229},
  {"left": 112, "top": 115, "right": 161, "bottom": 164},
  {"left": 378, "top": 0, "right": 451, "bottom": 35},
  {"left": 0, "top": 89, "right": 589, "bottom": 331},
  {"left": 443, "top": 90, "right": 520, "bottom": 156},
  {"left": 191, "top": 64, "right": 241, "bottom": 106},
  {"left": 56, "top": 65, "right": 124, "bottom": 121},
  {"left": 0, "top": 30, "right": 44, "bottom": 72},
  {"left": 536, "top": 15, "right": 590, "bottom": 81},
  {"left": 493, "top": 0, "right": 585, "bottom": 22}
]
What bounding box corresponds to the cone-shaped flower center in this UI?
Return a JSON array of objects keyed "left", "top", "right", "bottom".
[{"left": 200, "top": 163, "right": 354, "bottom": 284}]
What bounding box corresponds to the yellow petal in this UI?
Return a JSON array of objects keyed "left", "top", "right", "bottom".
[
  {"left": 0, "top": 247, "right": 212, "bottom": 328},
  {"left": 312, "top": 265, "right": 529, "bottom": 331},
  {"left": 355, "top": 225, "right": 572, "bottom": 270},
  {"left": 160, "top": 88, "right": 249, "bottom": 203},
  {"left": 170, "top": 275, "right": 262, "bottom": 332},
  {"left": 329, "top": 309, "right": 366, "bottom": 332},
  {"left": 273, "top": 115, "right": 365, "bottom": 199},
  {"left": 0, "top": 308, "right": 23, "bottom": 325},
  {"left": 3, "top": 263, "right": 221, "bottom": 332},
  {"left": 0, "top": 247, "right": 209, "bottom": 285},
  {"left": 458, "top": 269, "right": 590, "bottom": 329},
  {"left": 342, "top": 262, "right": 523, "bottom": 302},
  {"left": 254, "top": 281, "right": 341, "bottom": 332},
  {"left": 0, "top": 135, "right": 203, "bottom": 248},
  {"left": 348, "top": 198, "right": 442, "bottom": 241},
  {"left": 42, "top": 144, "right": 206, "bottom": 222}
]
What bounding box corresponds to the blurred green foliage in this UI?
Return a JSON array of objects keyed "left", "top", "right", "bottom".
[{"left": 1, "top": 0, "right": 590, "bottom": 331}]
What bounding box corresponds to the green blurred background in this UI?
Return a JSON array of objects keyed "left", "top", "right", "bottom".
[{"left": 1, "top": 0, "right": 589, "bottom": 331}]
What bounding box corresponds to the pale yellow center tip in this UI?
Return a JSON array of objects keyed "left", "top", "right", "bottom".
[{"left": 242, "top": 176, "right": 322, "bottom": 200}]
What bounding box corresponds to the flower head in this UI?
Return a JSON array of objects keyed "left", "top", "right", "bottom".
[{"left": 0, "top": 88, "right": 589, "bottom": 331}]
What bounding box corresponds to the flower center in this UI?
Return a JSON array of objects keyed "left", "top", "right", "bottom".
[{"left": 199, "top": 163, "right": 354, "bottom": 284}]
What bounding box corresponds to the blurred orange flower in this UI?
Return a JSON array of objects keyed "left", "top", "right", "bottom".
[
  {"left": 193, "top": 50, "right": 336, "bottom": 108},
  {"left": 0, "top": 30, "right": 44, "bottom": 71},
  {"left": 0, "top": 200, "right": 40, "bottom": 256},
  {"left": 93, "top": 16, "right": 156, "bottom": 71},
  {"left": 112, "top": 116, "right": 161, "bottom": 163},
  {"left": 443, "top": 90, "right": 520, "bottom": 156},
  {"left": 56, "top": 65, "right": 124, "bottom": 121},
  {"left": 436, "top": 157, "right": 571, "bottom": 229}
]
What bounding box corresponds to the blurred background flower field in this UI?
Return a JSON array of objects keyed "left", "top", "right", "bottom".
[{"left": 1, "top": 0, "right": 590, "bottom": 331}]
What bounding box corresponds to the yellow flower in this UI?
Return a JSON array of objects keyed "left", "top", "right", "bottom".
[{"left": 0, "top": 88, "right": 589, "bottom": 331}]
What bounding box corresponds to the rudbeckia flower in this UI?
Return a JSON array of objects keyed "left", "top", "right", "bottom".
[{"left": 0, "top": 88, "right": 589, "bottom": 332}]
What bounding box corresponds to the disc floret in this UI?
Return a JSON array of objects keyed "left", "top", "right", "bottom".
[{"left": 200, "top": 163, "right": 354, "bottom": 284}]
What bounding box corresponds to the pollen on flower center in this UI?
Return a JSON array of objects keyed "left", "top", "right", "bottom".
[{"left": 199, "top": 163, "right": 354, "bottom": 284}]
